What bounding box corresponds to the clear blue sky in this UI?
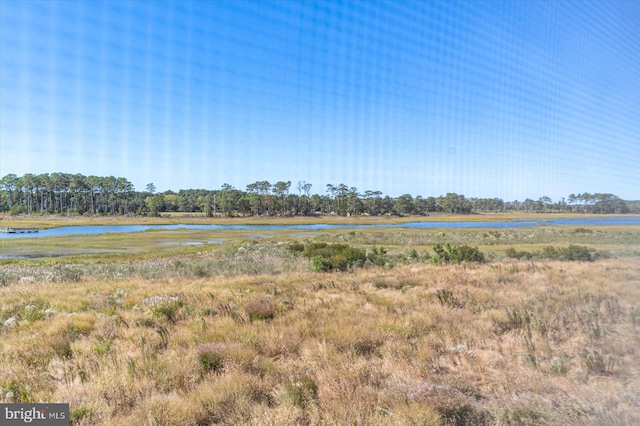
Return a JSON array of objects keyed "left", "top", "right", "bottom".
[{"left": 1, "top": 0, "right": 638, "bottom": 200}]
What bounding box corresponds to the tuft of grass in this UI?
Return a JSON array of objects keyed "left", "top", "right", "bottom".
[
  {"left": 284, "top": 375, "right": 318, "bottom": 408},
  {"left": 436, "top": 288, "right": 463, "bottom": 308},
  {"left": 244, "top": 299, "right": 277, "bottom": 322},
  {"left": 143, "top": 295, "right": 183, "bottom": 322},
  {"left": 196, "top": 343, "right": 227, "bottom": 373},
  {"left": 94, "top": 338, "right": 112, "bottom": 356},
  {"left": 550, "top": 355, "right": 569, "bottom": 376},
  {"left": 407, "top": 381, "right": 490, "bottom": 425}
]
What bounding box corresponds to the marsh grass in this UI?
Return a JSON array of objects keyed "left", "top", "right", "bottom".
[
  {"left": 3, "top": 221, "right": 639, "bottom": 266},
  {"left": 318, "top": 226, "right": 640, "bottom": 252},
  {"left": 1, "top": 254, "right": 639, "bottom": 424},
  {"left": 244, "top": 299, "right": 277, "bottom": 322},
  {"left": 0, "top": 241, "right": 310, "bottom": 286}
]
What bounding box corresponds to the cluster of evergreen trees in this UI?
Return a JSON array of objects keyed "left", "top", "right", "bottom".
[{"left": 0, "top": 173, "right": 633, "bottom": 217}]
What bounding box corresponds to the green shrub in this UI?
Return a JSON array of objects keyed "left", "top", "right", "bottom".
[
  {"left": 408, "top": 248, "right": 419, "bottom": 261},
  {"left": 505, "top": 248, "right": 518, "bottom": 258},
  {"left": 563, "top": 245, "right": 594, "bottom": 261},
  {"left": 368, "top": 246, "right": 388, "bottom": 267},
  {"left": 311, "top": 256, "right": 331, "bottom": 272},
  {"left": 541, "top": 245, "right": 593, "bottom": 261},
  {"left": 456, "top": 245, "right": 485, "bottom": 262},
  {"left": 70, "top": 407, "right": 90, "bottom": 423},
  {"left": 507, "top": 245, "right": 594, "bottom": 262},
  {"left": 431, "top": 243, "right": 485, "bottom": 264},
  {"left": 294, "top": 243, "right": 366, "bottom": 272},
  {"left": 287, "top": 242, "right": 305, "bottom": 254},
  {"left": 541, "top": 246, "right": 559, "bottom": 259},
  {"left": 190, "top": 264, "right": 210, "bottom": 278},
  {"left": 505, "top": 247, "right": 534, "bottom": 260}
]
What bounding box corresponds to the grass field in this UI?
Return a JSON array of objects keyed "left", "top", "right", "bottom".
[{"left": 1, "top": 217, "right": 639, "bottom": 425}]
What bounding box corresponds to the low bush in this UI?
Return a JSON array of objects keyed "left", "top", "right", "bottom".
[
  {"left": 408, "top": 248, "right": 420, "bottom": 261},
  {"left": 290, "top": 242, "right": 366, "bottom": 272},
  {"left": 505, "top": 247, "right": 535, "bottom": 260},
  {"left": 541, "top": 245, "right": 594, "bottom": 261},
  {"left": 367, "top": 246, "right": 388, "bottom": 267},
  {"left": 431, "top": 243, "right": 485, "bottom": 264},
  {"left": 287, "top": 242, "right": 305, "bottom": 254},
  {"left": 506, "top": 245, "right": 596, "bottom": 261}
]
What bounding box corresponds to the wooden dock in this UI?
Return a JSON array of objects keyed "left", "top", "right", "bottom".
[{"left": 0, "top": 227, "right": 39, "bottom": 234}]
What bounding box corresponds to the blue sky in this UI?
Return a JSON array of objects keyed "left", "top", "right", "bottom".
[{"left": 1, "top": 0, "right": 638, "bottom": 200}]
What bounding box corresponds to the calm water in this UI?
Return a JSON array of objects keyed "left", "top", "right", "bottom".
[{"left": 2, "top": 216, "right": 640, "bottom": 239}]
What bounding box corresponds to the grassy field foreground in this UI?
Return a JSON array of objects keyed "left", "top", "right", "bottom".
[{"left": 1, "top": 251, "right": 639, "bottom": 425}]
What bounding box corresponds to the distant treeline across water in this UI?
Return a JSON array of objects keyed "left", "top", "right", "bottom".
[{"left": 0, "top": 173, "right": 635, "bottom": 217}]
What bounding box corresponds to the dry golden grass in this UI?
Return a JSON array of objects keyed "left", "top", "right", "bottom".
[{"left": 1, "top": 257, "right": 639, "bottom": 425}]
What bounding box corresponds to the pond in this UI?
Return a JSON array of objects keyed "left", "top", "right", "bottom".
[{"left": 1, "top": 216, "right": 639, "bottom": 239}]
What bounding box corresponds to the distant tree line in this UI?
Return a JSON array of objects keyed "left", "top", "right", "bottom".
[{"left": 0, "top": 173, "right": 634, "bottom": 217}]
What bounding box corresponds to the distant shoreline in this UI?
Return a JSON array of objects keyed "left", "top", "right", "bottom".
[{"left": 2, "top": 212, "right": 639, "bottom": 230}]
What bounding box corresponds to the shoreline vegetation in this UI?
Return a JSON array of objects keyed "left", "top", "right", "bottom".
[
  {"left": 1, "top": 174, "right": 636, "bottom": 220},
  {"left": 2, "top": 212, "right": 640, "bottom": 230}
]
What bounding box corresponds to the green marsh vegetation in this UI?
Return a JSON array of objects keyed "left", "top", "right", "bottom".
[
  {"left": 1, "top": 223, "right": 639, "bottom": 424},
  {"left": 2, "top": 224, "right": 639, "bottom": 263}
]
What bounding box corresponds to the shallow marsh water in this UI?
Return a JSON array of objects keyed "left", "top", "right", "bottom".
[{"left": 2, "top": 216, "right": 640, "bottom": 240}]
